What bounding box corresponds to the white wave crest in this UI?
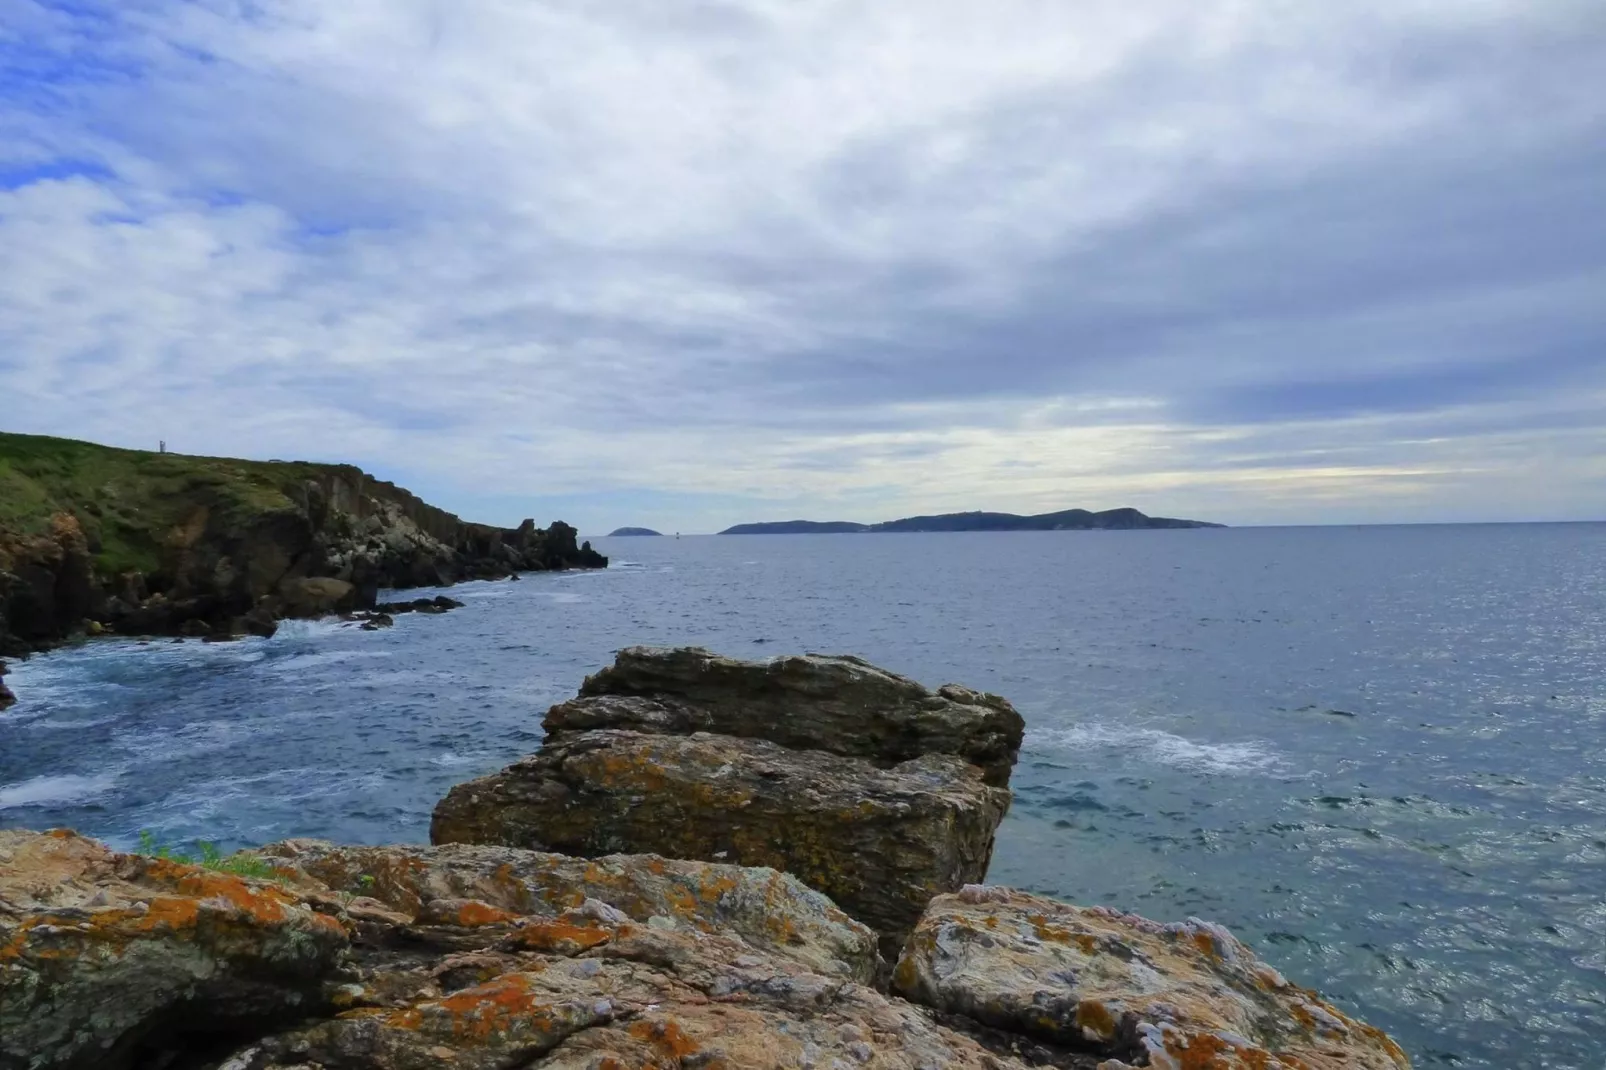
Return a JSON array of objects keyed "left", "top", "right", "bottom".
[
  {"left": 0, "top": 772, "right": 121, "bottom": 809},
  {"left": 1029, "top": 722, "right": 1286, "bottom": 776}
]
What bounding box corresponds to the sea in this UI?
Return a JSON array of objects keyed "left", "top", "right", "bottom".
[{"left": 2, "top": 524, "right": 1603, "bottom": 1069}]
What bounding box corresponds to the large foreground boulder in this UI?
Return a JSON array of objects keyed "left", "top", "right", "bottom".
[
  {"left": 0, "top": 829, "right": 348, "bottom": 1070},
  {"left": 431, "top": 647, "right": 1025, "bottom": 956},
  {"left": 894, "top": 885, "right": 1412, "bottom": 1070},
  {"left": 0, "top": 829, "right": 1026, "bottom": 1070}
]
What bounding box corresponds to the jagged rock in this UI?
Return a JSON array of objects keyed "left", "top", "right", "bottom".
[
  {"left": 433, "top": 738, "right": 1012, "bottom": 960},
  {"left": 554, "top": 646, "right": 1025, "bottom": 786},
  {"left": 250, "top": 839, "right": 879, "bottom": 983},
  {"left": 894, "top": 886, "right": 1412, "bottom": 1070},
  {"left": 0, "top": 829, "right": 349, "bottom": 1070},
  {"left": 0, "top": 679, "right": 13, "bottom": 711}
]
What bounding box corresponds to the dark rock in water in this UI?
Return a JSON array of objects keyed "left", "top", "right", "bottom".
[
  {"left": 375, "top": 594, "right": 465, "bottom": 616},
  {"left": 0, "top": 678, "right": 13, "bottom": 711},
  {"left": 431, "top": 646, "right": 1025, "bottom": 958},
  {"left": 358, "top": 612, "right": 394, "bottom": 631},
  {"left": 179, "top": 617, "right": 212, "bottom": 637}
]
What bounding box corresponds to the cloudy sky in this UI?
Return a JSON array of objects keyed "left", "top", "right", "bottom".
[{"left": 2, "top": 1, "right": 1603, "bottom": 532}]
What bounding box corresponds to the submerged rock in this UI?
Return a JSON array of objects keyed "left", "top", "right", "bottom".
[
  {"left": 431, "top": 647, "right": 1024, "bottom": 956},
  {"left": 894, "top": 885, "right": 1412, "bottom": 1070}
]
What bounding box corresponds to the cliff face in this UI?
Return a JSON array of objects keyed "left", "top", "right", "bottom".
[{"left": 0, "top": 433, "right": 606, "bottom": 654}]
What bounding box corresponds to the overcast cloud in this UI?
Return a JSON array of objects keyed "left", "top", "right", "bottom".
[{"left": 2, "top": 0, "right": 1603, "bottom": 531}]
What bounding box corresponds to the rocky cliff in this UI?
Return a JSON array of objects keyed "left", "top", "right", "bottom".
[
  {"left": 0, "top": 432, "right": 606, "bottom": 656},
  {"left": 0, "top": 650, "right": 1411, "bottom": 1069}
]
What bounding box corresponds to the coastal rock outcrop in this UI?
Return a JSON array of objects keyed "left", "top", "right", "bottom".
[
  {"left": 0, "top": 828, "right": 1413, "bottom": 1070},
  {"left": 0, "top": 829, "right": 1019, "bottom": 1070},
  {"left": 431, "top": 647, "right": 1024, "bottom": 957},
  {"left": 894, "top": 885, "right": 1411, "bottom": 1069}
]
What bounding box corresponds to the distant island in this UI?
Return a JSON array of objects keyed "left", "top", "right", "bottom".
[
  {"left": 720, "top": 507, "right": 1222, "bottom": 535},
  {"left": 607, "top": 527, "right": 663, "bottom": 537},
  {"left": 722, "top": 521, "right": 869, "bottom": 535}
]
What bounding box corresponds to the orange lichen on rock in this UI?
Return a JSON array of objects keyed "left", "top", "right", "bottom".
[
  {"left": 629, "top": 1017, "right": 704, "bottom": 1059},
  {"left": 895, "top": 888, "right": 1411, "bottom": 1070},
  {"left": 505, "top": 918, "right": 615, "bottom": 954}
]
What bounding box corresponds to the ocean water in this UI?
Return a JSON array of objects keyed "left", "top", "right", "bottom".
[{"left": 3, "top": 525, "right": 1604, "bottom": 1068}]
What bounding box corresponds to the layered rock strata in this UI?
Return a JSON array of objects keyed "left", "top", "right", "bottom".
[{"left": 431, "top": 647, "right": 1025, "bottom": 957}]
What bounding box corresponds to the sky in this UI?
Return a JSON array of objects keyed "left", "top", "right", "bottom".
[{"left": 1, "top": 1, "right": 1603, "bottom": 534}]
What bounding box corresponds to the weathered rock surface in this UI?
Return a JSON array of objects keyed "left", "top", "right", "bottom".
[
  {"left": 894, "top": 885, "right": 1412, "bottom": 1070},
  {"left": 432, "top": 648, "right": 1023, "bottom": 957},
  {"left": 433, "top": 729, "right": 1011, "bottom": 959},
  {"left": 1, "top": 829, "right": 1033, "bottom": 1070},
  {"left": 251, "top": 839, "right": 879, "bottom": 983},
  {"left": 0, "top": 828, "right": 348, "bottom": 1070},
  {"left": 557, "top": 646, "right": 1025, "bottom": 786}
]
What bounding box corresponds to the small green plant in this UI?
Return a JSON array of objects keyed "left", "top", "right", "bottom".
[
  {"left": 135, "top": 830, "right": 283, "bottom": 882},
  {"left": 336, "top": 874, "right": 378, "bottom": 909}
]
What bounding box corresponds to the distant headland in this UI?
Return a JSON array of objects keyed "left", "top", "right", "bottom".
[
  {"left": 721, "top": 506, "right": 1223, "bottom": 535},
  {"left": 0, "top": 431, "right": 606, "bottom": 660},
  {"left": 608, "top": 527, "right": 663, "bottom": 537}
]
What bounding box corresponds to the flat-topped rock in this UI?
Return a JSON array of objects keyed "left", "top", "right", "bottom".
[
  {"left": 554, "top": 645, "right": 1025, "bottom": 786},
  {"left": 432, "top": 729, "right": 1011, "bottom": 960},
  {"left": 895, "top": 885, "right": 1412, "bottom": 1070}
]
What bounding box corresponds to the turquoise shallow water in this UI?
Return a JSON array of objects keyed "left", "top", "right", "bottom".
[{"left": 3, "top": 524, "right": 1604, "bottom": 1068}]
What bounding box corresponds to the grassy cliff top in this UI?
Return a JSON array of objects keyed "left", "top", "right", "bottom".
[{"left": 0, "top": 432, "right": 351, "bottom": 575}]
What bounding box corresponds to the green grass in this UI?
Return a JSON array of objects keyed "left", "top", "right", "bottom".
[
  {"left": 0, "top": 432, "right": 352, "bottom": 577},
  {"left": 135, "top": 829, "right": 286, "bottom": 882}
]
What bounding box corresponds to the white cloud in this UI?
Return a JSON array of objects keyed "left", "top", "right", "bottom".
[{"left": 1, "top": 0, "right": 1602, "bottom": 530}]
